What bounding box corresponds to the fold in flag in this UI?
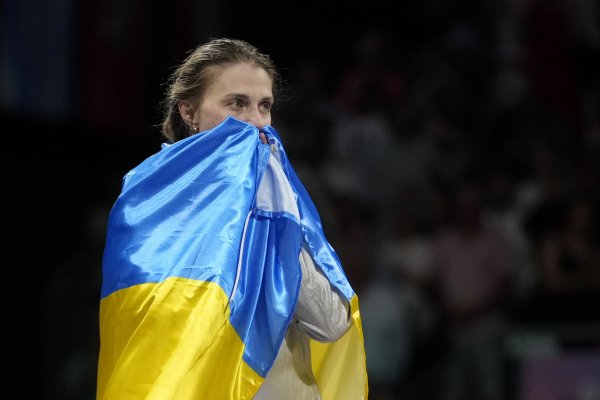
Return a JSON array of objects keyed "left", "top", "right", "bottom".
[{"left": 98, "top": 116, "right": 368, "bottom": 399}]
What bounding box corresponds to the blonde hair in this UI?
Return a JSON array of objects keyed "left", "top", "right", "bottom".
[{"left": 159, "top": 38, "right": 283, "bottom": 142}]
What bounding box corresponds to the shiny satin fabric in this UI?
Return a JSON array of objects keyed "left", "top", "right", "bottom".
[{"left": 98, "top": 116, "right": 368, "bottom": 399}]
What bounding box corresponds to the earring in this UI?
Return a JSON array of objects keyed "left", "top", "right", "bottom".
[{"left": 187, "top": 114, "right": 197, "bottom": 132}]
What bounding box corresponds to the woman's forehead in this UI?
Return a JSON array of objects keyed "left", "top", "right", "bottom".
[{"left": 207, "top": 63, "right": 273, "bottom": 94}]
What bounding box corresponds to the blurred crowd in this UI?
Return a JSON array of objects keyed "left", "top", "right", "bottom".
[
  {"left": 30, "top": 0, "right": 600, "bottom": 399},
  {"left": 273, "top": 2, "right": 600, "bottom": 398}
]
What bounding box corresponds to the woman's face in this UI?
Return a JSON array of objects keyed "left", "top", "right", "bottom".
[{"left": 192, "top": 63, "right": 273, "bottom": 134}]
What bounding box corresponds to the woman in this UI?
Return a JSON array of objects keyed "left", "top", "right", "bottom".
[{"left": 97, "top": 38, "right": 368, "bottom": 399}]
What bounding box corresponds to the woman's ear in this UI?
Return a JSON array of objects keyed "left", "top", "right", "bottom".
[{"left": 178, "top": 100, "right": 197, "bottom": 131}]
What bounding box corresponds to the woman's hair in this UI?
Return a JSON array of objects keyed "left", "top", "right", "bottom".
[{"left": 159, "top": 38, "right": 283, "bottom": 142}]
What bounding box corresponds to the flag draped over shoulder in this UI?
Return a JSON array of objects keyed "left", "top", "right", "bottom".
[{"left": 98, "top": 116, "right": 368, "bottom": 399}]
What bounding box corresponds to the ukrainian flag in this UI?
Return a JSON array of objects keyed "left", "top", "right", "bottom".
[{"left": 97, "top": 117, "right": 368, "bottom": 399}]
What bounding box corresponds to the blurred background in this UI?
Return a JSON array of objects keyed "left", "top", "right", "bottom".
[{"left": 2, "top": 0, "right": 600, "bottom": 399}]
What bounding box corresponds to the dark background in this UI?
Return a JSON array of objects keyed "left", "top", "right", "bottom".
[{"left": 2, "top": 1, "right": 600, "bottom": 399}]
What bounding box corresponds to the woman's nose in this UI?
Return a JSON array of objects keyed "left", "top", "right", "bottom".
[{"left": 244, "top": 108, "right": 269, "bottom": 130}]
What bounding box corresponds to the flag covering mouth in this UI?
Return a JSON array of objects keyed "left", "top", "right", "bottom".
[{"left": 98, "top": 116, "right": 368, "bottom": 399}]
